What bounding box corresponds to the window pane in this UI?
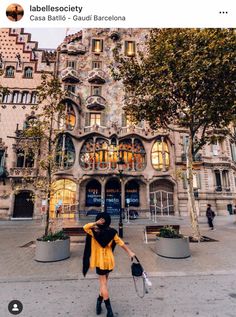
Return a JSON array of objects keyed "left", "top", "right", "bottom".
[
  {"left": 151, "top": 139, "right": 170, "bottom": 170},
  {"left": 91, "top": 86, "right": 102, "bottom": 95},
  {"left": 92, "top": 39, "right": 103, "bottom": 53},
  {"left": 125, "top": 41, "right": 135, "bottom": 57},
  {"left": 90, "top": 113, "right": 101, "bottom": 125},
  {"left": 67, "top": 60, "right": 76, "bottom": 68},
  {"left": 55, "top": 134, "right": 75, "bottom": 169},
  {"left": 92, "top": 61, "right": 102, "bottom": 69}
]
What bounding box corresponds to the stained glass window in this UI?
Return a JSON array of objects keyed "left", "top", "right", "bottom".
[
  {"left": 55, "top": 134, "right": 75, "bottom": 169},
  {"left": 80, "top": 137, "right": 146, "bottom": 171}
]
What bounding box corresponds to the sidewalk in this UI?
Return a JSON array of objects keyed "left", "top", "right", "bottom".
[{"left": 0, "top": 215, "right": 236, "bottom": 283}]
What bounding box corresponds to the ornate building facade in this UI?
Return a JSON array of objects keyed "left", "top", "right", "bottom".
[{"left": 0, "top": 28, "right": 236, "bottom": 220}]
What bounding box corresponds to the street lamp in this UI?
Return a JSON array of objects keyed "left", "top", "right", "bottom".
[{"left": 117, "top": 156, "right": 125, "bottom": 238}]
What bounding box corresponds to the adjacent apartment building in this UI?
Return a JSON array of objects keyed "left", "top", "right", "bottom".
[{"left": 0, "top": 28, "right": 235, "bottom": 220}]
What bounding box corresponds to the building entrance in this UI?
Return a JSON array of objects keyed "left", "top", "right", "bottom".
[
  {"left": 150, "top": 180, "right": 174, "bottom": 216},
  {"left": 105, "top": 178, "right": 120, "bottom": 215},
  {"left": 13, "top": 191, "right": 34, "bottom": 218}
]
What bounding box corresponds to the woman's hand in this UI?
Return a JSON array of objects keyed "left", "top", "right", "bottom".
[
  {"left": 129, "top": 251, "right": 136, "bottom": 258},
  {"left": 96, "top": 218, "right": 105, "bottom": 226}
]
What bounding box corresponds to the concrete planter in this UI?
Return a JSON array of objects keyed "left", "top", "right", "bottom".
[
  {"left": 35, "top": 237, "right": 70, "bottom": 262},
  {"left": 156, "top": 236, "right": 191, "bottom": 259}
]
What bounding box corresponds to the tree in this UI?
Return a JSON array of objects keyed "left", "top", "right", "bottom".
[
  {"left": 22, "top": 73, "right": 66, "bottom": 236},
  {"left": 112, "top": 29, "right": 236, "bottom": 240}
]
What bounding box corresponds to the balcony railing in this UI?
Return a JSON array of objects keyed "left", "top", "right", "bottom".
[
  {"left": 86, "top": 95, "right": 106, "bottom": 111},
  {"left": 68, "top": 43, "right": 86, "bottom": 54},
  {"left": 9, "top": 167, "right": 37, "bottom": 177},
  {"left": 66, "top": 91, "right": 81, "bottom": 106},
  {"left": 215, "top": 186, "right": 231, "bottom": 192},
  {"left": 80, "top": 160, "right": 146, "bottom": 172},
  {"left": 84, "top": 125, "right": 106, "bottom": 134},
  {"left": 88, "top": 68, "right": 106, "bottom": 84},
  {"left": 181, "top": 153, "right": 202, "bottom": 162},
  {"left": 61, "top": 67, "right": 80, "bottom": 83}
]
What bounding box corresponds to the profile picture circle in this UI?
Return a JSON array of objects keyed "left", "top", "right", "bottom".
[{"left": 6, "top": 4, "right": 24, "bottom": 22}]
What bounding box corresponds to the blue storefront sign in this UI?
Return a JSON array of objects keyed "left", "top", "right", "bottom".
[
  {"left": 125, "top": 188, "right": 139, "bottom": 207},
  {"left": 105, "top": 188, "right": 120, "bottom": 215},
  {"left": 86, "top": 188, "right": 101, "bottom": 207}
]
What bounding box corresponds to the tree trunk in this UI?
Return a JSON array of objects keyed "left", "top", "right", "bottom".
[
  {"left": 44, "top": 115, "right": 54, "bottom": 237},
  {"left": 186, "top": 136, "right": 201, "bottom": 241}
]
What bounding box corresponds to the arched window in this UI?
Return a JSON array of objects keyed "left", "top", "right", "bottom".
[
  {"left": 119, "top": 138, "right": 146, "bottom": 171},
  {"left": 55, "top": 134, "right": 75, "bottom": 169},
  {"left": 80, "top": 138, "right": 94, "bottom": 170},
  {"left": 95, "top": 138, "right": 109, "bottom": 169},
  {"left": 5, "top": 66, "right": 15, "bottom": 78},
  {"left": 31, "top": 91, "right": 37, "bottom": 104},
  {"left": 24, "top": 67, "right": 33, "bottom": 78},
  {"left": 1, "top": 91, "right": 11, "bottom": 103},
  {"left": 50, "top": 179, "right": 76, "bottom": 218},
  {"left": 12, "top": 91, "right": 20, "bottom": 103},
  {"left": 151, "top": 138, "right": 170, "bottom": 170},
  {"left": 109, "top": 138, "right": 118, "bottom": 170},
  {"left": 125, "top": 180, "right": 139, "bottom": 207},
  {"left": 133, "top": 139, "right": 146, "bottom": 170},
  {"left": 59, "top": 102, "right": 76, "bottom": 131},
  {"left": 23, "top": 116, "right": 37, "bottom": 129},
  {"left": 86, "top": 179, "right": 101, "bottom": 206},
  {"left": 119, "top": 139, "right": 133, "bottom": 170},
  {"left": 79, "top": 137, "right": 146, "bottom": 171},
  {"left": 80, "top": 138, "right": 109, "bottom": 170},
  {"left": 21, "top": 91, "right": 31, "bottom": 104},
  {"left": 66, "top": 104, "right": 76, "bottom": 130}
]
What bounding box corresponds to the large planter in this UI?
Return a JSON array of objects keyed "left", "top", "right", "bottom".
[
  {"left": 35, "top": 237, "right": 70, "bottom": 262},
  {"left": 156, "top": 236, "right": 191, "bottom": 259}
]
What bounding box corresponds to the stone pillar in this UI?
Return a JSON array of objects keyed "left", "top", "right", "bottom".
[
  {"left": 76, "top": 181, "right": 80, "bottom": 212},
  {"left": 173, "top": 182, "right": 180, "bottom": 216},
  {"left": 146, "top": 180, "right": 150, "bottom": 211},
  {"left": 121, "top": 179, "right": 125, "bottom": 209},
  {"left": 101, "top": 178, "right": 105, "bottom": 212}
]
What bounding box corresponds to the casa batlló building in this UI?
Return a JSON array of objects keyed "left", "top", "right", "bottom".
[{"left": 0, "top": 28, "right": 236, "bottom": 220}]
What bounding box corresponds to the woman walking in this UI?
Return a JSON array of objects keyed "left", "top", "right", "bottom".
[{"left": 83, "top": 212, "right": 135, "bottom": 317}]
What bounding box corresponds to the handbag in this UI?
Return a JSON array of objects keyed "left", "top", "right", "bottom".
[
  {"left": 131, "top": 256, "right": 144, "bottom": 277},
  {"left": 131, "top": 256, "right": 148, "bottom": 298}
]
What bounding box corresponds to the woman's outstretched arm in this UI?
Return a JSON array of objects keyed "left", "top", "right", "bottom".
[{"left": 121, "top": 243, "right": 135, "bottom": 258}]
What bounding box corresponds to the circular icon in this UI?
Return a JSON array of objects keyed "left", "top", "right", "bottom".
[
  {"left": 6, "top": 4, "right": 24, "bottom": 22},
  {"left": 8, "top": 300, "right": 23, "bottom": 315}
]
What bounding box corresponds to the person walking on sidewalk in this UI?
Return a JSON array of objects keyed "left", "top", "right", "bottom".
[
  {"left": 83, "top": 212, "right": 135, "bottom": 317},
  {"left": 206, "top": 204, "right": 215, "bottom": 230}
]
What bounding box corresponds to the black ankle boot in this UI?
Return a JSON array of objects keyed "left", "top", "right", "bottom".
[
  {"left": 96, "top": 295, "right": 103, "bottom": 315},
  {"left": 104, "top": 298, "right": 114, "bottom": 317}
]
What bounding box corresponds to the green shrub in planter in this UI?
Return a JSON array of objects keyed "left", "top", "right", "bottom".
[
  {"left": 38, "top": 230, "right": 69, "bottom": 242},
  {"left": 156, "top": 226, "right": 191, "bottom": 258},
  {"left": 158, "top": 226, "right": 183, "bottom": 239}
]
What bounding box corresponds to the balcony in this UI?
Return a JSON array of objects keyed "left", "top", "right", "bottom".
[
  {"left": 88, "top": 69, "right": 106, "bottom": 84},
  {"left": 9, "top": 167, "right": 37, "bottom": 178},
  {"left": 86, "top": 95, "right": 106, "bottom": 111},
  {"left": 65, "top": 91, "right": 81, "bottom": 107},
  {"left": 181, "top": 153, "right": 202, "bottom": 162},
  {"left": 61, "top": 67, "right": 80, "bottom": 83},
  {"left": 60, "top": 43, "right": 86, "bottom": 55},
  {"left": 68, "top": 43, "right": 86, "bottom": 54}
]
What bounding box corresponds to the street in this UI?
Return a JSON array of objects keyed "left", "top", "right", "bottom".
[{"left": 1, "top": 274, "right": 236, "bottom": 317}]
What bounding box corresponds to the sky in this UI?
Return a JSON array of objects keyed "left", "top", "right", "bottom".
[{"left": 25, "top": 28, "right": 82, "bottom": 49}]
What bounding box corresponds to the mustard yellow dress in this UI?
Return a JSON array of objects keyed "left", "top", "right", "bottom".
[{"left": 83, "top": 222, "right": 124, "bottom": 270}]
